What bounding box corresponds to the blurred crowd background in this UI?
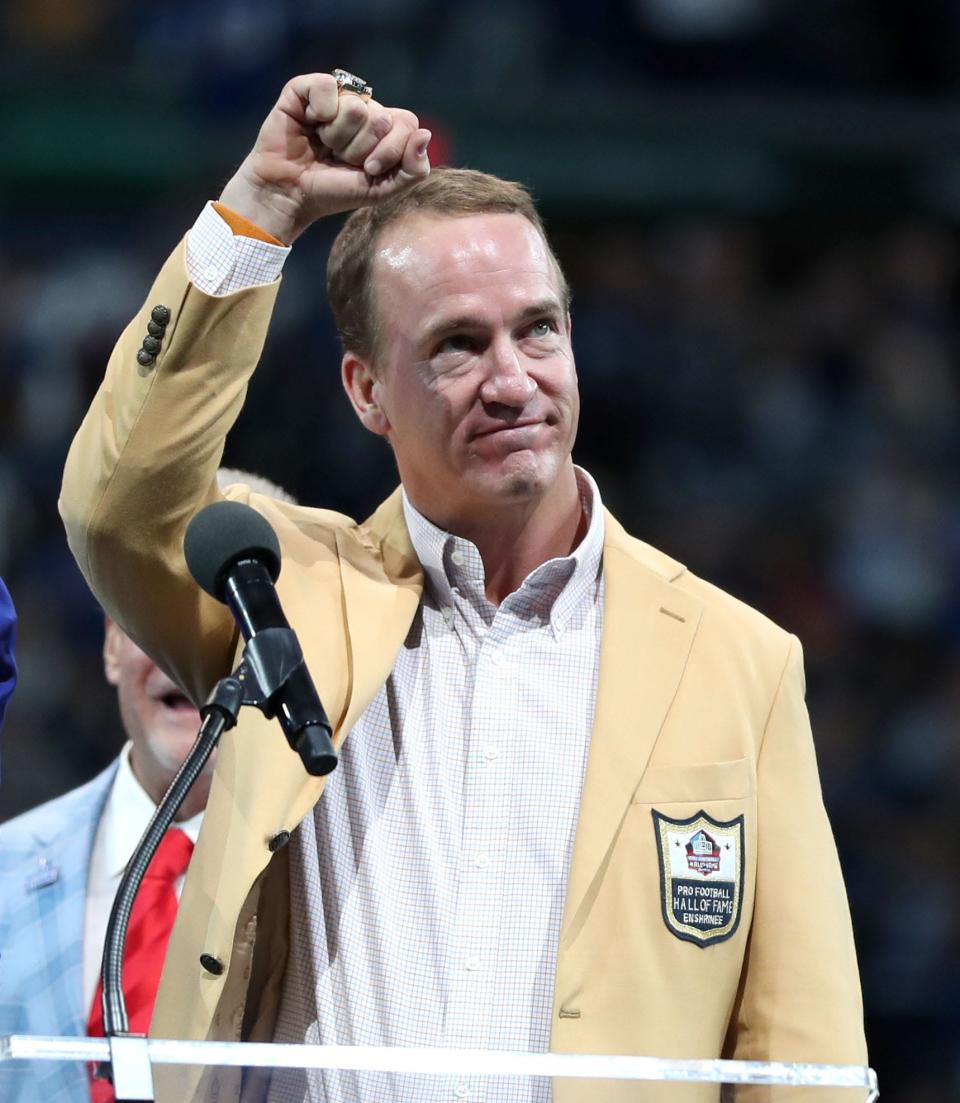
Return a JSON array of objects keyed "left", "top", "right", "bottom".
[{"left": 2, "top": 1, "right": 959, "bottom": 1099}]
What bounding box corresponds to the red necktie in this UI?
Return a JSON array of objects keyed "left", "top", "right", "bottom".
[{"left": 87, "top": 827, "right": 194, "bottom": 1102}]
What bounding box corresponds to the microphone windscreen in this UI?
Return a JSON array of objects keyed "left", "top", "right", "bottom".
[{"left": 184, "top": 500, "right": 282, "bottom": 601}]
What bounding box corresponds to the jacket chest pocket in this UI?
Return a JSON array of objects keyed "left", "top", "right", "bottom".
[{"left": 632, "top": 757, "right": 754, "bottom": 806}]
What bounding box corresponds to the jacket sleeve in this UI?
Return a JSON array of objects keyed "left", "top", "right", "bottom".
[
  {"left": 59, "top": 239, "right": 282, "bottom": 704},
  {"left": 724, "top": 636, "right": 867, "bottom": 1070},
  {"left": 0, "top": 576, "right": 15, "bottom": 732}
]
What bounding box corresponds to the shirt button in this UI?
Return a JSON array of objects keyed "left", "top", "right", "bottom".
[
  {"left": 475, "top": 853, "right": 490, "bottom": 869},
  {"left": 204, "top": 265, "right": 219, "bottom": 282},
  {"left": 483, "top": 744, "right": 500, "bottom": 761},
  {"left": 454, "top": 1086, "right": 469, "bottom": 1099},
  {"left": 450, "top": 550, "right": 465, "bottom": 567},
  {"left": 464, "top": 956, "right": 480, "bottom": 972},
  {"left": 442, "top": 608, "right": 455, "bottom": 627}
]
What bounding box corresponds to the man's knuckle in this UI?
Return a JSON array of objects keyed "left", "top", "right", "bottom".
[
  {"left": 342, "top": 98, "right": 367, "bottom": 124},
  {"left": 371, "top": 114, "right": 393, "bottom": 140}
]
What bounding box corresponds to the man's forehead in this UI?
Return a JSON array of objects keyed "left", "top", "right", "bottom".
[{"left": 373, "top": 211, "right": 555, "bottom": 283}]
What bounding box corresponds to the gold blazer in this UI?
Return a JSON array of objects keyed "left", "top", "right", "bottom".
[{"left": 60, "top": 240, "right": 866, "bottom": 1102}]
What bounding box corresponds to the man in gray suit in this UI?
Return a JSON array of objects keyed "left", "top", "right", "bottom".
[{"left": 0, "top": 616, "right": 206, "bottom": 1102}]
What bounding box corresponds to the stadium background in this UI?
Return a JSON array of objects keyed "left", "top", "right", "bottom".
[{"left": 1, "top": 2, "right": 958, "bottom": 1098}]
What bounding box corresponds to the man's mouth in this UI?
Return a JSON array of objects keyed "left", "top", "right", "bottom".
[{"left": 473, "top": 419, "right": 545, "bottom": 438}]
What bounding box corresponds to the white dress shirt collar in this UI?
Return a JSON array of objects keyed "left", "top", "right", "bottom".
[
  {"left": 98, "top": 742, "right": 204, "bottom": 878},
  {"left": 401, "top": 466, "right": 604, "bottom": 636}
]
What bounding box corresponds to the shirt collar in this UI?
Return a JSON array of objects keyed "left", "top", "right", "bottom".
[
  {"left": 402, "top": 466, "right": 604, "bottom": 635},
  {"left": 99, "top": 742, "right": 204, "bottom": 878}
]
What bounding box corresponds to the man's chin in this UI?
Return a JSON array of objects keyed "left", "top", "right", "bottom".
[
  {"left": 149, "top": 712, "right": 203, "bottom": 750},
  {"left": 145, "top": 732, "right": 215, "bottom": 782},
  {"left": 479, "top": 450, "right": 556, "bottom": 500}
]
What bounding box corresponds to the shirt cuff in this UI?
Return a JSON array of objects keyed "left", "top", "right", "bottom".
[{"left": 186, "top": 201, "right": 291, "bottom": 297}]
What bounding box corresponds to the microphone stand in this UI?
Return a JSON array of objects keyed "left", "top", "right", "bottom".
[{"left": 95, "top": 630, "right": 337, "bottom": 1101}]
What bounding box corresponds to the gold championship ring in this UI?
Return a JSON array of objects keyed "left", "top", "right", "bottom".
[{"left": 332, "top": 68, "right": 373, "bottom": 102}]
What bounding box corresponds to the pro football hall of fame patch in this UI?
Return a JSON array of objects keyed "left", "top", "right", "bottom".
[{"left": 652, "top": 809, "right": 745, "bottom": 947}]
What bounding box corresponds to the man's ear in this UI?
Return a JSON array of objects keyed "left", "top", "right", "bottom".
[
  {"left": 342, "top": 352, "right": 390, "bottom": 437},
  {"left": 103, "top": 618, "right": 121, "bottom": 686}
]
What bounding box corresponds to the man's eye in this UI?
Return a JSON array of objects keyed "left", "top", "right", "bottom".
[
  {"left": 436, "top": 334, "right": 476, "bottom": 355},
  {"left": 528, "top": 319, "right": 556, "bottom": 338}
]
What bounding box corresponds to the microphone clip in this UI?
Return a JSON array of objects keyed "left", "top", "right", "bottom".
[
  {"left": 237, "top": 626, "right": 305, "bottom": 714},
  {"left": 201, "top": 628, "right": 337, "bottom": 777}
]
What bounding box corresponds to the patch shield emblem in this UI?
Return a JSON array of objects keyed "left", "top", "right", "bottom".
[{"left": 653, "top": 809, "right": 744, "bottom": 947}]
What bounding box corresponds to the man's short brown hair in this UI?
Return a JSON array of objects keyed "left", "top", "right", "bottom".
[{"left": 326, "top": 167, "right": 570, "bottom": 364}]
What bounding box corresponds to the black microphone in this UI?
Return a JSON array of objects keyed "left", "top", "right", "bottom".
[{"left": 184, "top": 500, "right": 337, "bottom": 777}]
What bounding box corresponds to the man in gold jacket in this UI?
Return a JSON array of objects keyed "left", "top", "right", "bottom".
[{"left": 60, "top": 72, "right": 866, "bottom": 1101}]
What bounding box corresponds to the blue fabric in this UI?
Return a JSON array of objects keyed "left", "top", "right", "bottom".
[
  {"left": 0, "top": 576, "right": 16, "bottom": 735},
  {"left": 0, "top": 763, "right": 117, "bottom": 1103}
]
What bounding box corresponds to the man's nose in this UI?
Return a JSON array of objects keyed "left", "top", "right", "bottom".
[{"left": 479, "top": 339, "right": 537, "bottom": 407}]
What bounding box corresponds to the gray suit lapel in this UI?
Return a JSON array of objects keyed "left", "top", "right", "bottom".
[
  {"left": 560, "top": 518, "right": 703, "bottom": 948},
  {"left": 23, "top": 764, "right": 116, "bottom": 1035}
]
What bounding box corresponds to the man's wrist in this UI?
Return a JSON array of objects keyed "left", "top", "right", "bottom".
[{"left": 217, "top": 169, "right": 306, "bottom": 246}]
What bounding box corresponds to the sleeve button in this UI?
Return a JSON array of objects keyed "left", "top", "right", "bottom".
[
  {"left": 151, "top": 304, "right": 171, "bottom": 325},
  {"left": 142, "top": 335, "right": 161, "bottom": 354},
  {"left": 268, "top": 830, "right": 291, "bottom": 852},
  {"left": 136, "top": 349, "right": 156, "bottom": 367}
]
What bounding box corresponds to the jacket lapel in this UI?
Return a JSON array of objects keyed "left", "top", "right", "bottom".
[
  {"left": 334, "top": 489, "right": 424, "bottom": 736},
  {"left": 44, "top": 825, "right": 96, "bottom": 1034},
  {"left": 25, "top": 765, "right": 116, "bottom": 1036},
  {"left": 247, "top": 491, "right": 422, "bottom": 837},
  {"left": 560, "top": 513, "right": 703, "bottom": 947},
  {"left": 223, "top": 489, "right": 424, "bottom": 851}
]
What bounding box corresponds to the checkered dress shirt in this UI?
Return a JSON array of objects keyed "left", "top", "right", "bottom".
[
  {"left": 269, "top": 480, "right": 604, "bottom": 1103},
  {"left": 185, "top": 209, "right": 605, "bottom": 1102}
]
